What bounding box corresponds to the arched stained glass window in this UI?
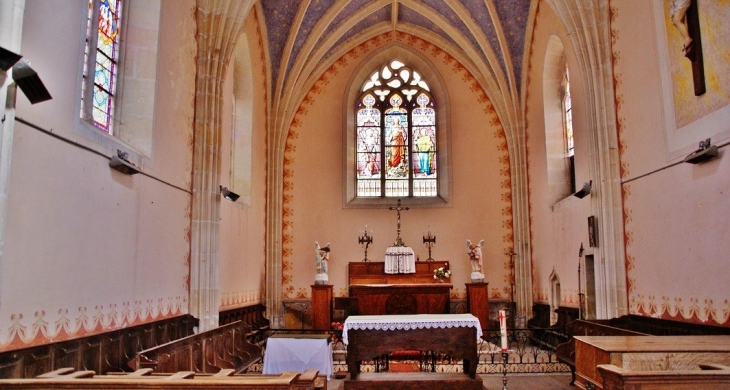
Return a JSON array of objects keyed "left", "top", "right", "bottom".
[
  {"left": 81, "top": 0, "right": 123, "bottom": 134},
  {"left": 562, "top": 65, "right": 576, "bottom": 193},
  {"left": 356, "top": 60, "right": 437, "bottom": 198}
]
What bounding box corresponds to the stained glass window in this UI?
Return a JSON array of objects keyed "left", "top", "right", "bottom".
[
  {"left": 563, "top": 65, "right": 576, "bottom": 193},
  {"left": 356, "top": 60, "right": 437, "bottom": 198},
  {"left": 563, "top": 66, "right": 573, "bottom": 157},
  {"left": 81, "top": 0, "right": 123, "bottom": 134}
]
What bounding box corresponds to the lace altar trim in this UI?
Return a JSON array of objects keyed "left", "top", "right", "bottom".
[{"left": 342, "top": 314, "right": 483, "bottom": 344}]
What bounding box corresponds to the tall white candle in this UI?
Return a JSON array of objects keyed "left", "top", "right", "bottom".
[{"left": 499, "top": 309, "right": 508, "bottom": 351}]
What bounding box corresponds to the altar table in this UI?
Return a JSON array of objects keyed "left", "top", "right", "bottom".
[
  {"left": 262, "top": 334, "right": 334, "bottom": 378},
  {"left": 384, "top": 246, "right": 415, "bottom": 274},
  {"left": 342, "top": 314, "right": 482, "bottom": 379}
]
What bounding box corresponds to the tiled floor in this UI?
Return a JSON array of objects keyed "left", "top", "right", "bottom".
[{"left": 327, "top": 373, "right": 574, "bottom": 389}]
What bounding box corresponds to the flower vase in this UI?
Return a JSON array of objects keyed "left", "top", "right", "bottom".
[{"left": 438, "top": 277, "right": 444, "bottom": 283}]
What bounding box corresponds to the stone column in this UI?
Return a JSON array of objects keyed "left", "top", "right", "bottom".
[
  {"left": 189, "top": 0, "right": 253, "bottom": 332},
  {"left": 545, "top": 0, "right": 628, "bottom": 319},
  {"left": 0, "top": 0, "right": 26, "bottom": 311}
]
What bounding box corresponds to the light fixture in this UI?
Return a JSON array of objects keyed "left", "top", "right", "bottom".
[
  {"left": 12, "top": 59, "right": 52, "bottom": 104},
  {"left": 573, "top": 180, "right": 592, "bottom": 199},
  {"left": 220, "top": 186, "right": 240, "bottom": 202},
  {"left": 0, "top": 46, "right": 23, "bottom": 71},
  {"left": 683, "top": 138, "right": 719, "bottom": 164},
  {"left": 109, "top": 150, "right": 140, "bottom": 175}
]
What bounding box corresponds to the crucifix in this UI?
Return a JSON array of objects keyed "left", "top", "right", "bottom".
[
  {"left": 389, "top": 198, "right": 409, "bottom": 247},
  {"left": 669, "top": 0, "right": 705, "bottom": 95}
]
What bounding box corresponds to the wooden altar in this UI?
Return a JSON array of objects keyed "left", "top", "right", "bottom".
[
  {"left": 349, "top": 261, "right": 450, "bottom": 285},
  {"left": 348, "top": 261, "right": 452, "bottom": 315},
  {"left": 343, "top": 314, "right": 484, "bottom": 390}
]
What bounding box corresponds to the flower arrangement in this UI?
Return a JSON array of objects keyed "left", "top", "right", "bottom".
[
  {"left": 329, "top": 321, "right": 344, "bottom": 344},
  {"left": 433, "top": 264, "right": 451, "bottom": 281}
]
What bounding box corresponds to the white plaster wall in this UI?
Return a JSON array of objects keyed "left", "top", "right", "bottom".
[
  {"left": 613, "top": 0, "right": 730, "bottom": 326},
  {"left": 0, "top": 0, "right": 197, "bottom": 351}
]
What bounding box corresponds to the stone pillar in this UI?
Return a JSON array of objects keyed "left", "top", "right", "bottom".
[
  {"left": 189, "top": 0, "right": 253, "bottom": 332},
  {"left": 0, "top": 0, "right": 26, "bottom": 311},
  {"left": 545, "top": 0, "right": 628, "bottom": 319}
]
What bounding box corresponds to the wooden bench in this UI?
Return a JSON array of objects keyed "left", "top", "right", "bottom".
[
  {"left": 575, "top": 335, "right": 730, "bottom": 389},
  {"left": 555, "top": 319, "right": 648, "bottom": 385},
  {"left": 0, "top": 367, "right": 320, "bottom": 389},
  {"left": 129, "top": 320, "right": 263, "bottom": 374},
  {"left": 554, "top": 315, "right": 730, "bottom": 385},
  {"left": 597, "top": 363, "right": 730, "bottom": 390}
]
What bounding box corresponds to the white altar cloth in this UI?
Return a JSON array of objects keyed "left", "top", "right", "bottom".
[
  {"left": 342, "top": 314, "right": 483, "bottom": 344},
  {"left": 384, "top": 246, "right": 415, "bottom": 274},
  {"left": 262, "top": 337, "right": 334, "bottom": 378}
]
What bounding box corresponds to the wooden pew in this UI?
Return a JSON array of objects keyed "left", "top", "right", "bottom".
[
  {"left": 575, "top": 335, "right": 730, "bottom": 389},
  {"left": 597, "top": 363, "right": 730, "bottom": 389},
  {"left": 0, "top": 367, "right": 319, "bottom": 389},
  {"left": 128, "top": 320, "right": 263, "bottom": 374},
  {"left": 554, "top": 315, "right": 730, "bottom": 385},
  {"left": 555, "top": 319, "right": 648, "bottom": 385}
]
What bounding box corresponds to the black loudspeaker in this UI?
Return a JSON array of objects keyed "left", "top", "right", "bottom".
[
  {"left": 12, "top": 60, "right": 52, "bottom": 104},
  {"left": 0, "top": 46, "right": 23, "bottom": 71}
]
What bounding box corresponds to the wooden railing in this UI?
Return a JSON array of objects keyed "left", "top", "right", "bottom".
[{"left": 129, "top": 320, "right": 262, "bottom": 374}]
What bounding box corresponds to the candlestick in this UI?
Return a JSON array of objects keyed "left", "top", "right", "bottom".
[
  {"left": 358, "top": 226, "right": 373, "bottom": 262},
  {"left": 499, "top": 309, "right": 508, "bottom": 351},
  {"left": 502, "top": 351, "right": 509, "bottom": 390},
  {"left": 422, "top": 227, "right": 436, "bottom": 261}
]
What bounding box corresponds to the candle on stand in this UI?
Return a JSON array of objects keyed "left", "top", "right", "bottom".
[{"left": 499, "top": 309, "right": 508, "bottom": 351}]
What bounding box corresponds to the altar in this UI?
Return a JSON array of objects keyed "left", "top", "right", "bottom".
[
  {"left": 343, "top": 314, "right": 482, "bottom": 380},
  {"left": 348, "top": 261, "right": 452, "bottom": 315}
]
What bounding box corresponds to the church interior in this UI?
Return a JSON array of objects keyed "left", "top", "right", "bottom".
[{"left": 0, "top": 0, "right": 729, "bottom": 388}]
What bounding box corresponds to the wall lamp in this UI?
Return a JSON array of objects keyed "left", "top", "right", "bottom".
[
  {"left": 220, "top": 186, "right": 240, "bottom": 202},
  {"left": 683, "top": 138, "right": 719, "bottom": 164},
  {"left": 573, "top": 180, "right": 592, "bottom": 199},
  {"left": 0, "top": 46, "right": 52, "bottom": 104}
]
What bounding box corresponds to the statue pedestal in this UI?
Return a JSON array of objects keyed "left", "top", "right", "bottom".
[
  {"left": 314, "top": 273, "right": 329, "bottom": 285},
  {"left": 466, "top": 282, "right": 489, "bottom": 329},
  {"left": 470, "top": 272, "right": 485, "bottom": 283},
  {"left": 311, "top": 284, "right": 332, "bottom": 330}
]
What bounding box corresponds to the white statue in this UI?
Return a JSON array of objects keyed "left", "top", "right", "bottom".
[
  {"left": 466, "top": 239, "right": 485, "bottom": 282},
  {"left": 314, "top": 242, "right": 330, "bottom": 285}
]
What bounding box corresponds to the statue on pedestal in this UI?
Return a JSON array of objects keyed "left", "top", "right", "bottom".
[
  {"left": 466, "top": 239, "right": 485, "bottom": 283},
  {"left": 315, "top": 242, "right": 330, "bottom": 285}
]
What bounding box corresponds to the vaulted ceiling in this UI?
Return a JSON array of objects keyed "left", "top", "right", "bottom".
[{"left": 259, "top": 0, "right": 535, "bottom": 127}]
